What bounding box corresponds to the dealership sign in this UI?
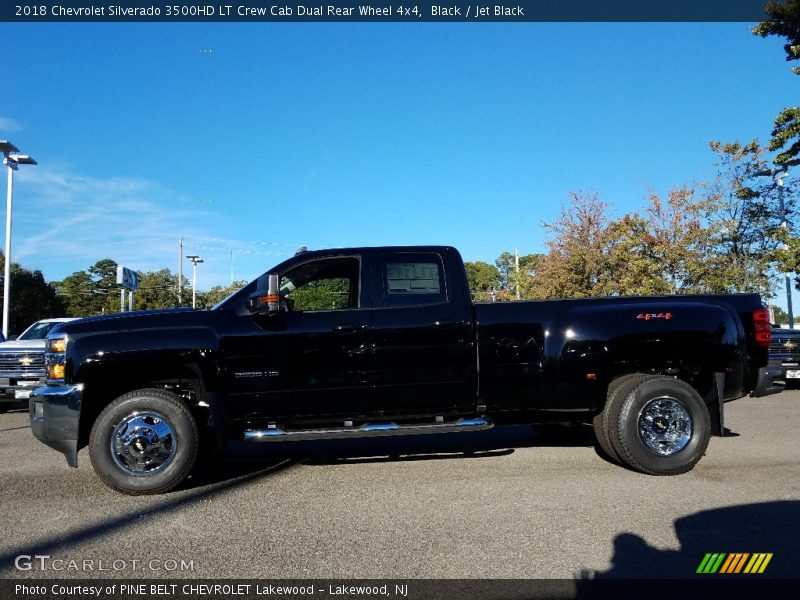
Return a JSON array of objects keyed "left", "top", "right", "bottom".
[{"left": 116, "top": 266, "right": 139, "bottom": 291}]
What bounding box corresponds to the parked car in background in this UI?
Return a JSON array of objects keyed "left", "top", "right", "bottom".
[
  {"left": 769, "top": 326, "right": 800, "bottom": 388},
  {"left": 0, "top": 318, "right": 77, "bottom": 412}
]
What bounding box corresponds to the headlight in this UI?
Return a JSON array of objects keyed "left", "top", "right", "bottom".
[
  {"left": 49, "top": 338, "right": 66, "bottom": 353},
  {"left": 46, "top": 336, "right": 67, "bottom": 381}
]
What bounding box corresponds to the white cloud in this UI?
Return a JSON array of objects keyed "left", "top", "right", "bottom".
[
  {"left": 10, "top": 168, "right": 222, "bottom": 284},
  {"left": 0, "top": 117, "right": 23, "bottom": 133},
  {"left": 4, "top": 167, "right": 299, "bottom": 289}
]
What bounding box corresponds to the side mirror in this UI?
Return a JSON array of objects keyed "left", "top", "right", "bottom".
[{"left": 247, "top": 273, "right": 281, "bottom": 315}]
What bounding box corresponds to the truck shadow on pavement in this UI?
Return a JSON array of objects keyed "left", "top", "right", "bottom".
[
  {"left": 0, "top": 454, "right": 301, "bottom": 572},
  {"left": 1, "top": 425, "right": 592, "bottom": 571},
  {"left": 572, "top": 500, "right": 800, "bottom": 598}
]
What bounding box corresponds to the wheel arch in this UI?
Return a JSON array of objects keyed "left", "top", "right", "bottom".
[{"left": 75, "top": 352, "right": 224, "bottom": 451}]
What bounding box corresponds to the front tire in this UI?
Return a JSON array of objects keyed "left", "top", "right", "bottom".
[
  {"left": 606, "top": 376, "right": 710, "bottom": 476},
  {"left": 89, "top": 388, "right": 199, "bottom": 495}
]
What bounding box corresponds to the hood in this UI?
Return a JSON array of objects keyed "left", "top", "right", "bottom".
[
  {"left": 771, "top": 328, "right": 800, "bottom": 336},
  {"left": 52, "top": 308, "right": 216, "bottom": 337},
  {"left": 0, "top": 339, "right": 46, "bottom": 352}
]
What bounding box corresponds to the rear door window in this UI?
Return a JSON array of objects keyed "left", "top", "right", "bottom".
[{"left": 382, "top": 253, "right": 447, "bottom": 307}]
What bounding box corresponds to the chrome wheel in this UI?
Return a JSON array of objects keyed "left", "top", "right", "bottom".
[
  {"left": 111, "top": 411, "right": 177, "bottom": 475},
  {"left": 637, "top": 396, "right": 693, "bottom": 456}
]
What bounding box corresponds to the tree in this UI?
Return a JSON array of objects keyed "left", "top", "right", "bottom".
[
  {"left": 753, "top": 0, "right": 800, "bottom": 164},
  {"left": 53, "top": 259, "right": 120, "bottom": 316},
  {"left": 55, "top": 270, "right": 98, "bottom": 317},
  {"left": 134, "top": 269, "right": 181, "bottom": 310},
  {"left": 286, "top": 278, "right": 350, "bottom": 311},
  {"left": 703, "top": 141, "right": 785, "bottom": 296},
  {"left": 528, "top": 191, "right": 617, "bottom": 298},
  {"left": 771, "top": 304, "right": 790, "bottom": 324},
  {"left": 464, "top": 261, "right": 500, "bottom": 301},
  {"left": 196, "top": 280, "right": 249, "bottom": 309},
  {"left": 493, "top": 252, "right": 542, "bottom": 300},
  {"left": 0, "top": 252, "right": 65, "bottom": 334},
  {"left": 609, "top": 187, "right": 715, "bottom": 295}
]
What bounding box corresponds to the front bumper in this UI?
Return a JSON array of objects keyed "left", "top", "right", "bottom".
[
  {"left": 0, "top": 375, "right": 46, "bottom": 402},
  {"left": 29, "top": 384, "right": 83, "bottom": 467},
  {"left": 768, "top": 356, "right": 800, "bottom": 385},
  {"left": 751, "top": 366, "right": 784, "bottom": 397}
]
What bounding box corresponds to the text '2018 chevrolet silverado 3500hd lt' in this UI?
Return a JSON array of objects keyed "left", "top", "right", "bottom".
[{"left": 29, "top": 246, "right": 781, "bottom": 494}]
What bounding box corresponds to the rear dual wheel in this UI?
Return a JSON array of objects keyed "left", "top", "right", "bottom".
[{"left": 594, "top": 375, "right": 710, "bottom": 475}]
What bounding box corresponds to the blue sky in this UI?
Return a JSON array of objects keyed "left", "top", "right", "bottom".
[{"left": 1, "top": 22, "right": 796, "bottom": 305}]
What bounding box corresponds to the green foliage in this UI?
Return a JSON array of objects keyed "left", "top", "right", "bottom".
[
  {"left": 196, "top": 280, "right": 249, "bottom": 309},
  {"left": 0, "top": 252, "right": 65, "bottom": 335},
  {"left": 528, "top": 191, "right": 617, "bottom": 298},
  {"left": 704, "top": 140, "right": 785, "bottom": 296},
  {"left": 494, "top": 252, "right": 516, "bottom": 288},
  {"left": 752, "top": 1, "right": 800, "bottom": 74},
  {"left": 770, "top": 107, "right": 800, "bottom": 165},
  {"left": 55, "top": 271, "right": 96, "bottom": 317},
  {"left": 53, "top": 258, "right": 121, "bottom": 316},
  {"left": 609, "top": 188, "right": 715, "bottom": 295},
  {"left": 134, "top": 269, "right": 181, "bottom": 310},
  {"left": 753, "top": 0, "right": 800, "bottom": 163},
  {"left": 771, "top": 304, "right": 790, "bottom": 325},
  {"left": 465, "top": 261, "right": 500, "bottom": 301},
  {"left": 288, "top": 278, "right": 351, "bottom": 311}
]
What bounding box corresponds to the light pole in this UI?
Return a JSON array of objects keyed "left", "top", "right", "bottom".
[
  {"left": 186, "top": 255, "right": 204, "bottom": 309},
  {"left": 0, "top": 141, "right": 37, "bottom": 338},
  {"left": 756, "top": 158, "right": 800, "bottom": 328}
]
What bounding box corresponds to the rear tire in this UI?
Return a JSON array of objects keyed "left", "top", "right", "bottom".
[
  {"left": 89, "top": 388, "right": 199, "bottom": 495},
  {"left": 593, "top": 374, "right": 650, "bottom": 463},
  {"left": 606, "top": 376, "right": 710, "bottom": 476}
]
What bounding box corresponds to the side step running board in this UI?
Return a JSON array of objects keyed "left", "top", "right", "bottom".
[{"left": 244, "top": 417, "right": 492, "bottom": 442}]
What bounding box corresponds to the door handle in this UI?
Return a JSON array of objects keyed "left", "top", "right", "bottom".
[
  {"left": 332, "top": 323, "right": 368, "bottom": 333},
  {"left": 431, "top": 320, "right": 466, "bottom": 328}
]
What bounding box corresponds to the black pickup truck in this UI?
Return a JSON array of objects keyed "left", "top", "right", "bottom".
[{"left": 30, "top": 246, "right": 781, "bottom": 494}]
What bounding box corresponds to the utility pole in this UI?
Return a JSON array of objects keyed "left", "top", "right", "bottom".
[
  {"left": 178, "top": 236, "right": 183, "bottom": 305},
  {"left": 515, "top": 247, "right": 520, "bottom": 300}
]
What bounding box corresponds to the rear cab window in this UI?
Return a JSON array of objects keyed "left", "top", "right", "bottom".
[{"left": 382, "top": 252, "right": 448, "bottom": 307}]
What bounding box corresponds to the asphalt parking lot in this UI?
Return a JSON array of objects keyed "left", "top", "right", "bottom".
[{"left": 0, "top": 391, "right": 798, "bottom": 581}]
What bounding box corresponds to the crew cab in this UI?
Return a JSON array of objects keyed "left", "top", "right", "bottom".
[{"left": 29, "top": 246, "right": 781, "bottom": 494}]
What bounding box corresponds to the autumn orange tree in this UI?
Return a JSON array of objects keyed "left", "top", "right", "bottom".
[{"left": 527, "top": 191, "right": 618, "bottom": 298}]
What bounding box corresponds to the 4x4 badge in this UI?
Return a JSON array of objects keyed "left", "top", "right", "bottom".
[{"left": 636, "top": 312, "right": 673, "bottom": 320}]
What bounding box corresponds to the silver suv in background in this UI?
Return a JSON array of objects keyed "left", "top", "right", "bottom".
[
  {"left": 769, "top": 327, "right": 800, "bottom": 388},
  {"left": 0, "top": 318, "right": 77, "bottom": 412}
]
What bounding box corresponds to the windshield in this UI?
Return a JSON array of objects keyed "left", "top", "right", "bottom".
[
  {"left": 18, "top": 321, "right": 61, "bottom": 340},
  {"left": 212, "top": 280, "right": 257, "bottom": 311}
]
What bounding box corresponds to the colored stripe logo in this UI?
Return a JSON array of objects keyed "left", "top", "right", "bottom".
[{"left": 696, "top": 553, "right": 773, "bottom": 574}]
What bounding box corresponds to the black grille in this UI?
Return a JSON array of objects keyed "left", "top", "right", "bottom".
[{"left": 0, "top": 352, "right": 45, "bottom": 377}]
